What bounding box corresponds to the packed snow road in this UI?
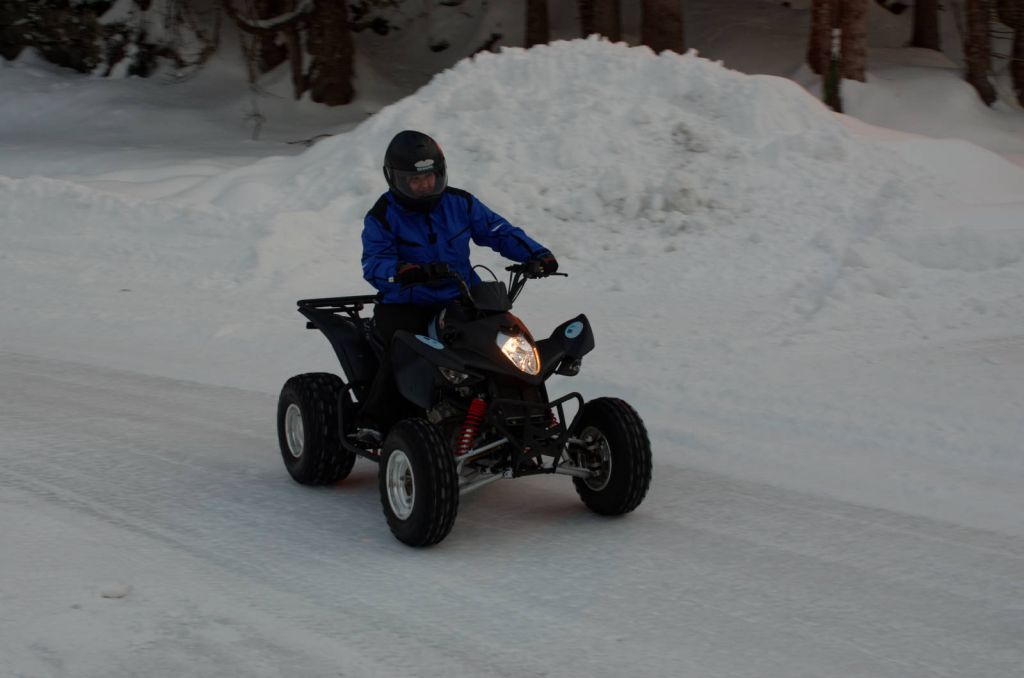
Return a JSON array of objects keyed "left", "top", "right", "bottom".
[{"left": 2, "top": 351, "right": 1022, "bottom": 678}]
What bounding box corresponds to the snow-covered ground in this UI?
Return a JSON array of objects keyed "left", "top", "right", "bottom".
[{"left": 2, "top": 1, "right": 1024, "bottom": 675}]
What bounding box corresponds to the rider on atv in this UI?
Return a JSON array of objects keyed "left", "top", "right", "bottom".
[{"left": 357, "top": 130, "right": 559, "bottom": 438}]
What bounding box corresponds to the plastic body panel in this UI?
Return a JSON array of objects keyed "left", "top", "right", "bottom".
[{"left": 297, "top": 295, "right": 381, "bottom": 386}]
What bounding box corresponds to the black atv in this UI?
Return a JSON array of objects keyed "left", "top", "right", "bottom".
[{"left": 276, "top": 263, "right": 652, "bottom": 547}]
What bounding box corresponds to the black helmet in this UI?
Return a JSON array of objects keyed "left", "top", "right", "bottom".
[{"left": 383, "top": 130, "right": 448, "bottom": 210}]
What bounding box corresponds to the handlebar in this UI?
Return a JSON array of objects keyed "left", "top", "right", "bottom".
[
  {"left": 505, "top": 262, "right": 566, "bottom": 304},
  {"left": 388, "top": 262, "right": 565, "bottom": 306},
  {"left": 504, "top": 262, "right": 568, "bottom": 280},
  {"left": 388, "top": 262, "right": 473, "bottom": 296}
]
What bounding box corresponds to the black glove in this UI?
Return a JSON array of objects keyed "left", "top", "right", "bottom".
[
  {"left": 525, "top": 251, "right": 559, "bottom": 278},
  {"left": 395, "top": 262, "right": 429, "bottom": 286},
  {"left": 422, "top": 262, "right": 452, "bottom": 280}
]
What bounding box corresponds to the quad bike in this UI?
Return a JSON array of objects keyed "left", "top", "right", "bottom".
[{"left": 276, "top": 263, "right": 652, "bottom": 547}]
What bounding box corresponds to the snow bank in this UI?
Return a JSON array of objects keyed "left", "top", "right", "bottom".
[{"left": 173, "top": 39, "right": 1024, "bottom": 357}]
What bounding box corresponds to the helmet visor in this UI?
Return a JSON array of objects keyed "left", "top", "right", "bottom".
[{"left": 390, "top": 167, "right": 446, "bottom": 200}]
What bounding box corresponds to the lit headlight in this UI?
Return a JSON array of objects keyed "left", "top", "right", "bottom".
[{"left": 497, "top": 331, "right": 540, "bottom": 375}]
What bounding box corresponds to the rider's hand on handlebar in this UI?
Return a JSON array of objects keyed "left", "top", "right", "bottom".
[
  {"left": 525, "top": 251, "right": 559, "bottom": 278},
  {"left": 395, "top": 262, "right": 455, "bottom": 287},
  {"left": 395, "top": 262, "right": 430, "bottom": 286},
  {"left": 423, "top": 262, "right": 452, "bottom": 280}
]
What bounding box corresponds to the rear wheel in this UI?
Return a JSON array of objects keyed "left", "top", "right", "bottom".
[
  {"left": 379, "top": 418, "right": 459, "bottom": 547},
  {"left": 277, "top": 373, "right": 357, "bottom": 486},
  {"left": 572, "top": 397, "right": 652, "bottom": 515}
]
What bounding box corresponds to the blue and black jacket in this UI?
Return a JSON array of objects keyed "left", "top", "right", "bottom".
[{"left": 361, "top": 187, "right": 549, "bottom": 305}]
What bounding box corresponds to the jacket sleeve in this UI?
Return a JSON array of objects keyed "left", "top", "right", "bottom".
[
  {"left": 468, "top": 195, "right": 548, "bottom": 262},
  {"left": 361, "top": 210, "right": 400, "bottom": 298}
]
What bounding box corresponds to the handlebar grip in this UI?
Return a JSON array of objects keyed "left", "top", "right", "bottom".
[{"left": 506, "top": 263, "right": 567, "bottom": 278}]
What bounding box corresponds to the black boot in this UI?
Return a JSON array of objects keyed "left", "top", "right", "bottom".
[{"left": 353, "top": 410, "right": 383, "bottom": 445}]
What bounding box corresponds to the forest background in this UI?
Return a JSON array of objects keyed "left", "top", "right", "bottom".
[{"left": 2, "top": 0, "right": 1023, "bottom": 118}]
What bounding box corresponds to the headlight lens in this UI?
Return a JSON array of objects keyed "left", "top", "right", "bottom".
[{"left": 497, "top": 332, "right": 540, "bottom": 375}]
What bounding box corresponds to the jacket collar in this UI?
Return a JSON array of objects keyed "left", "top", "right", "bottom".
[{"left": 387, "top": 189, "right": 445, "bottom": 215}]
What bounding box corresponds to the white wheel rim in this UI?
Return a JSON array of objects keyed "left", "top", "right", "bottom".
[
  {"left": 580, "top": 426, "right": 613, "bottom": 491},
  {"left": 386, "top": 449, "right": 416, "bottom": 520},
  {"left": 285, "top": 404, "right": 304, "bottom": 458}
]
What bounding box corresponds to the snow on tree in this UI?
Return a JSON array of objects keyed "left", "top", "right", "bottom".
[{"left": 0, "top": 0, "right": 220, "bottom": 77}]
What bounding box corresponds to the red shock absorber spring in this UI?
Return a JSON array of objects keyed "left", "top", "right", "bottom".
[{"left": 455, "top": 398, "right": 488, "bottom": 457}]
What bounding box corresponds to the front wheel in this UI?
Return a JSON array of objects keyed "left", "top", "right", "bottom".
[
  {"left": 571, "top": 397, "right": 652, "bottom": 515},
  {"left": 277, "top": 373, "right": 357, "bottom": 486},
  {"left": 379, "top": 418, "right": 459, "bottom": 547}
]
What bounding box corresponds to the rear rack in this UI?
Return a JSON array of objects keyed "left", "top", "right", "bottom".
[
  {"left": 297, "top": 294, "right": 379, "bottom": 326},
  {"left": 296, "top": 294, "right": 382, "bottom": 387}
]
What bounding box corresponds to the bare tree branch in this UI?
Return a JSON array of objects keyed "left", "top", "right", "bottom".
[{"left": 223, "top": 0, "right": 314, "bottom": 35}]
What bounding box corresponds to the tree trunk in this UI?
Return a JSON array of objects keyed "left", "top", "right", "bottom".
[
  {"left": 824, "top": 46, "right": 843, "bottom": 112},
  {"left": 254, "top": 0, "right": 290, "bottom": 73},
  {"left": 996, "top": 0, "right": 1018, "bottom": 25},
  {"left": 526, "top": 0, "right": 550, "bottom": 47},
  {"left": 1014, "top": 30, "right": 1024, "bottom": 107},
  {"left": 839, "top": 0, "right": 869, "bottom": 81},
  {"left": 1005, "top": 0, "right": 1024, "bottom": 105},
  {"left": 578, "top": 0, "right": 621, "bottom": 41},
  {"left": 807, "top": 0, "right": 836, "bottom": 74},
  {"left": 641, "top": 0, "right": 685, "bottom": 53},
  {"left": 286, "top": 27, "right": 304, "bottom": 99},
  {"left": 911, "top": 0, "right": 941, "bottom": 50},
  {"left": 594, "top": 0, "right": 621, "bottom": 41},
  {"left": 964, "top": 0, "right": 997, "bottom": 104},
  {"left": 995, "top": 1, "right": 1024, "bottom": 105},
  {"left": 578, "top": 0, "right": 594, "bottom": 36},
  {"left": 306, "top": 0, "right": 354, "bottom": 106}
]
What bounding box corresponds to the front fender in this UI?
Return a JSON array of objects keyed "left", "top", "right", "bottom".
[{"left": 391, "top": 331, "right": 467, "bottom": 409}]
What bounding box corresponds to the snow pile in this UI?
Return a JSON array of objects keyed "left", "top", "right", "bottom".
[{"left": 200, "top": 38, "right": 879, "bottom": 232}]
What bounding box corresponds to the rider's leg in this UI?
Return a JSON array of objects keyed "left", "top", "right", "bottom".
[{"left": 357, "top": 303, "right": 440, "bottom": 433}]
